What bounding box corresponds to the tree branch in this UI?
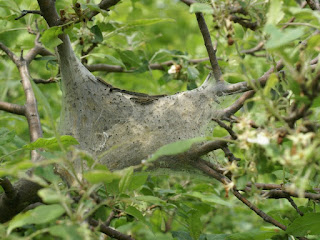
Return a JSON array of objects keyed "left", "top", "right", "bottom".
[
  {"left": 0, "top": 42, "right": 20, "bottom": 65},
  {"left": 15, "top": 10, "right": 42, "bottom": 20},
  {"left": 193, "top": 159, "right": 287, "bottom": 231},
  {"left": 37, "top": 0, "right": 61, "bottom": 27},
  {"left": 25, "top": 34, "right": 54, "bottom": 64},
  {"left": 0, "top": 101, "right": 26, "bottom": 115},
  {"left": 0, "top": 179, "right": 42, "bottom": 223},
  {"left": 306, "top": 0, "right": 320, "bottom": 10},
  {"left": 87, "top": 0, "right": 121, "bottom": 20},
  {"left": 223, "top": 90, "right": 255, "bottom": 117},
  {"left": 180, "top": 0, "right": 222, "bottom": 82},
  {"left": 88, "top": 218, "right": 135, "bottom": 240},
  {"left": 246, "top": 182, "right": 320, "bottom": 200},
  {"left": 222, "top": 60, "right": 284, "bottom": 95},
  {"left": 85, "top": 57, "right": 211, "bottom": 72}
]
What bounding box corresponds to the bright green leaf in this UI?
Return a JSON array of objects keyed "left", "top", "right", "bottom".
[
  {"left": 8, "top": 204, "right": 65, "bottom": 234},
  {"left": 264, "top": 25, "right": 305, "bottom": 49},
  {"left": 263, "top": 73, "right": 278, "bottom": 96},
  {"left": 48, "top": 225, "right": 83, "bottom": 240},
  {"left": 23, "top": 135, "right": 79, "bottom": 151},
  {"left": 148, "top": 137, "right": 208, "bottom": 162},
  {"left": 286, "top": 213, "right": 320, "bottom": 236},
  {"left": 41, "top": 26, "right": 63, "bottom": 49},
  {"left": 266, "top": 0, "right": 284, "bottom": 25},
  {"left": 189, "top": 3, "right": 214, "bottom": 14},
  {"left": 84, "top": 170, "right": 120, "bottom": 184},
  {"left": 119, "top": 167, "right": 134, "bottom": 193}
]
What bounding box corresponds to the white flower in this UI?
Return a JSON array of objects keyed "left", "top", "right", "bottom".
[
  {"left": 168, "top": 65, "right": 177, "bottom": 74},
  {"left": 247, "top": 132, "right": 270, "bottom": 146}
]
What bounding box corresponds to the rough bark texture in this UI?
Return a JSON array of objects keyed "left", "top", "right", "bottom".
[{"left": 57, "top": 35, "right": 229, "bottom": 170}]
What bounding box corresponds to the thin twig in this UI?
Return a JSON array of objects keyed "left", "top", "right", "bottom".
[
  {"left": 0, "top": 42, "right": 19, "bottom": 65},
  {"left": 15, "top": 10, "right": 42, "bottom": 20},
  {"left": 85, "top": 57, "right": 212, "bottom": 73},
  {"left": 287, "top": 197, "right": 304, "bottom": 216},
  {"left": 212, "top": 118, "right": 237, "bottom": 139},
  {"left": 180, "top": 0, "right": 222, "bottom": 82},
  {"left": 193, "top": 159, "right": 287, "bottom": 231}
]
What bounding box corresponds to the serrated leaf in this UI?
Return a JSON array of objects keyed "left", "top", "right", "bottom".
[
  {"left": 148, "top": 137, "right": 208, "bottom": 162},
  {"left": 8, "top": 204, "right": 65, "bottom": 234},
  {"left": 119, "top": 167, "right": 133, "bottom": 193},
  {"left": 84, "top": 170, "right": 120, "bottom": 184},
  {"left": 286, "top": 213, "right": 320, "bottom": 236},
  {"left": 41, "top": 26, "right": 63, "bottom": 49},
  {"left": 266, "top": 0, "right": 284, "bottom": 25},
  {"left": 190, "top": 3, "right": 214, "bottom": 14},
  {"left": 23, "top": 135, "right": 79, "bottom": 151}
]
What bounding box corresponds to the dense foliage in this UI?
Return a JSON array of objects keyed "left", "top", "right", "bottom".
[{"left": 0, "top": 0, "right": 320, "bottom": 239}]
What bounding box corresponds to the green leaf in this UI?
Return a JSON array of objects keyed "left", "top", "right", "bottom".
[
  {"left": 148, "top": 137, "right": 208, "bottom": 162},
  {"left": 90, "top": 25, "right": 103, "bottom": 43},
  {"left": 23, "top": 135, "right": 79, "bottom": 151},
  {"left": 103, "top": 54, "right": 126, "bottom": 68},
  {"left": 127, "top": 18, "right": 175, "bottom": 27},
  {"left": 48, "top": 225, "right": 83, "bottom": 240},
  {"left": 286, "top": 213, "right": 320, "bottom": 236},
  {"left": 264, "top": 25, "right": 305, "bottom": 49},
  {"left": 84, "top": 170, "right": 120, "bottom": 184},
  {"left": 227, "top": 230, "right": 276, "bottom": 240},
  {"left": 187, "top": 66, "right": 199, "bottom": 81},
  {"left": 34, "top": 165, "right": 61, "bottom": 183},
  {"left": 263, "top": 73, "right": 278, "bottom": 96},
  {"left": 38, "top": 188, "right": 71, "bottom": 204},
  {"left": 125, "top": 206, "right": 151, "bottom": 229},
  {"left": 188, "top": 210, "right": 202, "bottom": 240},
  {"left": 116, "top": 49, "right": 140, "bottom": 68},
  {"left": 134, "top": 195, "right": 165, "bottom": 205},
  {"left": 185, "top": 192, "right": 232, "bottom": 207},
  {"left": 128, "top": 172, "right": 148, "bottom": 191},
  {"left": 0, "top": 128, "right": 15, "bottom": 145},
  {"left": 266, "top": 0, "right": 284, "bottom": 25},
  {"left": 189, "top": 3, "right": 214, "bottom": 14},
  {"left": 41, "top": 26, "right": 63, "bottom": 49},
  {"left": 172, "top": 231, "right": 193, "bottom": 240},
  {"left": 8, "top": 204, "right": 65, "bottom": 234},
  {"left": 119, "top": 167, "right": 134, "bottom": 193}
]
